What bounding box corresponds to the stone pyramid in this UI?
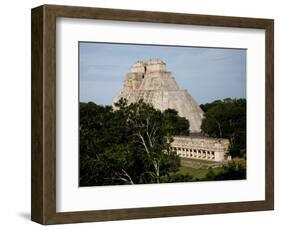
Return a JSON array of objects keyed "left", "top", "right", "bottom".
[{"left": 112, "top": 59, "right": 204, "bottom": 133}]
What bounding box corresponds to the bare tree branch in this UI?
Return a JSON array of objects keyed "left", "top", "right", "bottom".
[
  {"left": 137, "top": 131, "right": 150, "bottom": 156},
  {"left": 121, "top": 169, "right": 134, "bottom": 185},
  {"left": 114, "top": 169, "right": 134, "bottom": 185}
]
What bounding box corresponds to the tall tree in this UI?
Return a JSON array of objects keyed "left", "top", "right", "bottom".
[
  {"left": 163, "top": 109, "right": 190, "bottom": 136},
  {"left": 79, "top": 99, "right": 188, "bottom": 186},
  {"left": 200, "top": 98, "right": 246, "bottom": 158}
]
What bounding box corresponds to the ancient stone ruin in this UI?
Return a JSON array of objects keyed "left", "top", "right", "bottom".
[
  {"left": 171, "top": 136, "right": 230, "bottom": 162},
  {"left": 112, "top": 59, "right": 230, "bottom": 162},
  {"left": 112, "top": 59, "right": 204, "bottom": 133}
]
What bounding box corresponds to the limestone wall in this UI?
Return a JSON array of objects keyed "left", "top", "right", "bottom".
[
  {"left": 112, "top": 59, "right": 204, "bottom": 132},
  {"left": 129, "top": 61, "right": 146, "bottom": 73},
  {"left": 170, "top": 136, "right": 230, "bottom": 162}
]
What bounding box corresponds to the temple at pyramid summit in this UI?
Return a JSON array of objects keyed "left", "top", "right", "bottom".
[
  {"left": 112, "top": 59, "right": 204, "bottom": 133},
  {"left": 112, "top": 59, "right": 230, "bottom": 162}
]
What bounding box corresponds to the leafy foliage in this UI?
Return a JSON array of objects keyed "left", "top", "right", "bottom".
[
  {"left": 204, "top": 161, "right": 246, "bottom": 181},
  {"left": 160, "top": 173, "right": 194, "bottom": 183},
  {"left": 200, "top": 98, "right": 246, "bottom": 158},
  {"left": 80, "top": 98, "right": 247, "bottom": 186},
  {"left": 79, "top": 99, "right": 188, "bottom": 186},
  {"left": 162, "top": 109, "right": 189, "bottom": 136}
]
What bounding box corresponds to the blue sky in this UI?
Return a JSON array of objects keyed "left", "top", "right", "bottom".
[{"left": 79, "top": 42, "right": 246, "bottom": 105}]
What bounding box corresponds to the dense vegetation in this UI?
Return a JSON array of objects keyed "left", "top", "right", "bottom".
[
  {"left": 79, "top": 99, "right": 189, "bottom": 186},
  {"left": 200, "top": 98, "right": 246, "bottom": 158},
  {"left": 80, "top": 98, "right": 246, "bottom": 186},
  {"left": 203, "top": 161, "right": 246, "bottom": 181}
]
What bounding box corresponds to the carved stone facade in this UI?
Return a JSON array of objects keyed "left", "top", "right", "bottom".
[
  {"left": 171, "top": 136, "right": 230, "bottom": 162},
  {"left": 112, "top": 59, "right": 204, "bottom": 133}
]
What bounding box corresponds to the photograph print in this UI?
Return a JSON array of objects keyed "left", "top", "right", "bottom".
[{"left": 79, "top": 42, "right": 246, "bottom": 187}]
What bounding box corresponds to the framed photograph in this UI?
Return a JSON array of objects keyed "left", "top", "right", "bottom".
[{"left": 31, "top": 4, "right": 274, "bottom": 225}]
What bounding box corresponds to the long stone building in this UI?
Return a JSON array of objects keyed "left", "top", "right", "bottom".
[
  {"left": 171, "top": 136, "right": 230, "bottom": 162},
  {"left": 112, "top": 59, "right": 230, "bottom": 162}
]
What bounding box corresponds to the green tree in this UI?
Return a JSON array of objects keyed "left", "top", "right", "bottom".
[
  {"left": 200, "top": 98, "right": 246, "bottom": 158},
  {"left": 160, "top": 173, "right": 194, "bottom": 183},
  {"left": 163, "top": 109, "right": 190, "bottom": 136},
  {"left": 203, "top": 161, "right": 246, "bottom": 181},
  {"left": 115, "top": 99, "right": 180, "bottom": 184},
  {"left": 79, "top": 99, "right": 189, "bottom": 186},
  {"left": 205, "top": 168, "right": 216, "bottom": 181}
]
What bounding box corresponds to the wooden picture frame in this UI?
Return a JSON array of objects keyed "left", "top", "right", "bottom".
[{"left": 31, "top": 4, "right": 274, "bottom": 225}]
